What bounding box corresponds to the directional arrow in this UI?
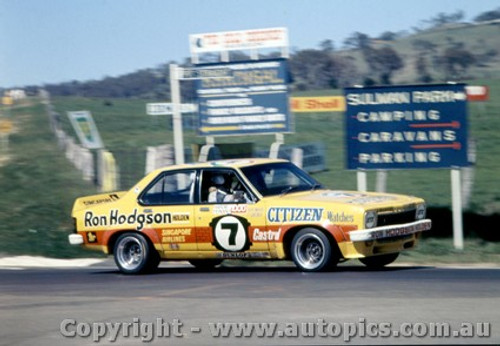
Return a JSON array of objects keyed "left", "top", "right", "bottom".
[
  {"left": 409, "top": 121, "right": 460, "bottom": 129},
  {"left": 411, "top": 142, "right": 462, "bottom": 150}
]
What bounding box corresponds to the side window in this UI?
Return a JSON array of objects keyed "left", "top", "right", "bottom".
[
  {"left": 140, "top": 170, "right": 195, "bottom": 205},
  {"left": 200, "top": 170, "right": 252, "bottom": 204}
]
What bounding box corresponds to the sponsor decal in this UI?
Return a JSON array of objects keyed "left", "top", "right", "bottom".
[
  {"left": 327, "top": 211, "right": 354, "bottom": 223},
  {"left": 267, "top": 207, "right": 323, "bottom": 223},
  {"left": 86, "top": 231, "right": 97, "bottom": 243},
  {"left": 248, "top": 207, "right": 265, "bottom": 218},
  {"left": 82, "top": 194, "right": 120, "bottom": 206},
  {"left": 172, "top": 213, "right": 190, "bottom": 222},
  {"left": 216, "top": 251, "right": 271, "bottom": 259},
  {"left": 84, "top": 209, "right": 190, "bottom": 231},
  {"left": 210, "top": 160, "right": 255, "bottom": 166},
  {"left": 348, "top": 196, "right": 398, "bottom": 204},
  {"left": 161, "top": 229, "right": 192, "bottom": 243},
  {"left": 350, "top": 220, "right": 431, "bottom": 242},
  {"left": 210, "top": 215, "right": 251, "bottom": 252},
  {"left": 213, "top": 204, "right": 248, "bottom": 215},
  {"left": 321, "top": 191, "right": 363, "bottom": 199},
  {"left": 252, "top": 228, "right": 282, "bottom": 242}
]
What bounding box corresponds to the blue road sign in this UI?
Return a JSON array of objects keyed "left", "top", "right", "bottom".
[
  {"left": 195, "top": 59, "right": 291, "bottom": 136},
  {"left": 345, "top": 84, "right": 469, "bottom": 170}
]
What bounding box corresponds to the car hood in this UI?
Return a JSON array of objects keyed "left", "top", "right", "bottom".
[{"left": 274, "top": 189, "right": 422, "bottom": 210}]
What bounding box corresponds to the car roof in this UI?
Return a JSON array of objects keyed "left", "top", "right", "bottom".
[{"left": 151, "top": 158, "right": 288, "bottom": 175}]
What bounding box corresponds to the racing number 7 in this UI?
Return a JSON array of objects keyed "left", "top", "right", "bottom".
[
  {"left": 221, "top": 222, "right": 238, "bottom": 245},
  {"left": 211, "top": 215, "right": 250, "bottom": 252}
]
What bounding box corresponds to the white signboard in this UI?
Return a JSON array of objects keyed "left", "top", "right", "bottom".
[
  {"left": 190, "top": 27, "right": 288, "bottom": 54},
  {"left": 67, "top": 111, "right": 103, "bottom": 149},
  {"left": 146, "top": 103, "right": 197, "bottom": 115}
]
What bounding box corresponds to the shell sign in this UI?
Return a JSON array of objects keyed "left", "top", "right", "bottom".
[{"left": 290, "top": 96, "right": 346, "bottom": 112}]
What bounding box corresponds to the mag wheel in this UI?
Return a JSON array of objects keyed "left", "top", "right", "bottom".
[
  {"left": 359, "top": 253, "right": 399, "bottom": 269},
  {"left": 114, "top": 233, "right": 159, "bottom": 274},
  {"left": 291, "top": 228, "right": 332, "bottom": 272}
]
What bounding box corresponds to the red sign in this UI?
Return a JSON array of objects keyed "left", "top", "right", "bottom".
[{"left": 466, "top": 86, "right": 489, "bottom": 101}]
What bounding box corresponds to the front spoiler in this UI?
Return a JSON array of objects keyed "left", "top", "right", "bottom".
[{"left": 349, "top": 219, "right": 432, "bottom": 242}]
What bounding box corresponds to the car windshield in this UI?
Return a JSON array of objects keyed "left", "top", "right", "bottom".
[{"left": 240, "top": 162, "right": 322, "bottom": 197}]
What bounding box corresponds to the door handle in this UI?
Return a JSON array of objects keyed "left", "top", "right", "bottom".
[{"left": 199, "top": 207, "right": 210, "bottom": 212}]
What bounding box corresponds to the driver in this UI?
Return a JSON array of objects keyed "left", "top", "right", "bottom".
[{"left": 208, "top": 175, "right": 234, "bottom": 203}]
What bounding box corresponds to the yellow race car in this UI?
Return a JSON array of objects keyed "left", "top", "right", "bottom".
[{"left": 69, "top": 158, "right": 431, "bottom": 274}]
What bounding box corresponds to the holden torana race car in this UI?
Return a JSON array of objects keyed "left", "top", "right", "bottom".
[{"left": 69, "top": 158, "right": 431, "bottom": 274}]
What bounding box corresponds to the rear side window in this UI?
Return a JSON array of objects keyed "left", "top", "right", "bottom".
[{"left": 140, "top": 170, "right": 196, "bottom": 205}]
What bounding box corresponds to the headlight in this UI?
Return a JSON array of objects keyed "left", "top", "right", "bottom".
[
  {"left": 415, "top": 204, "right": 426, "bottom": 220},
  {"left": 364, "top": 211, "right": 377, "bottom": 229}
]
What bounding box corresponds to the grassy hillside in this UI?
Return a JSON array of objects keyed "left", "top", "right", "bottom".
[
  {"left": 0, "top": 100, "right": 100, "bottom": 257},
  {"left": 338, "top": 22, "right": 500, "bottom": 84}
]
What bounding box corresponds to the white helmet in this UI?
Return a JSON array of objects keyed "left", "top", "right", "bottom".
[{"left": 212, "top": 175, "right": 225, "bottom": 185}]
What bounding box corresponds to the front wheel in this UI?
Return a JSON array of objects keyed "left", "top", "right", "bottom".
[
  {"left": 291, "top": 228, "right": 334, "bottom": 272},
  {"left": 359, "top": 253, "right": 399, "bottom": 269},
  {"left": 114, "top": 233, "right": 159, "bottom": 274}
]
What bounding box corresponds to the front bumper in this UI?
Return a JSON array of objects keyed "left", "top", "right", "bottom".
[
  {"left": 349, "top": 219, "right": 432, "bottom": 242},
  {"left": 68, "top": 234, "right": 84, "bottom": 245}
]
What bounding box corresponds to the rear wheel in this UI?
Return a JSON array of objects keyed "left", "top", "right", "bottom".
[
  {"left": 359, "top": 253, "right": 399, "bottom": 269},
  {"left": 114, "top": 233, "right": 160, "bottom": 274},
  {"left": 189, "top": 259, "right": 223, "bottom": 270},
  {"left": 291, "top": 228, "right": 334, "bottom": 272}
]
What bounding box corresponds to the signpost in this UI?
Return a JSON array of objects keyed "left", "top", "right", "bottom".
[
  {"left": 189, "top": 27, "right": 288, "bottom": 62},
  {"left": 345, "top": 84, "right": 468, "bottom": 170},
  {"left": 146, "top": 103, "right": 197, "bottom": 115},
  {"left": 196, "top": 59, "right": 292, "bottom": 136},
  {"left": 164, "top": 27, "right": 292, "bottom": 163},
  {"left": 67, "top": 111, "right": 103, "bottom": 150},
  {"left": 345, "top": 84, "right": 469, "bottom": 249}
]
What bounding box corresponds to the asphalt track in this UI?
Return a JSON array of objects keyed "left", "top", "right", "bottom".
[{"left": 1, "top": 261, "right": 499, "bottom": 345}]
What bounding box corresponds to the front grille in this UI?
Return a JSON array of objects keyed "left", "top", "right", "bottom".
[{"left": 377, "top": 209, "right": 416, "bottom": 227}]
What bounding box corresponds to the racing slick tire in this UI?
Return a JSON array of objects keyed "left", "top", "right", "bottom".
[
  {"left": 114, "top": 232, "right": 160, "bottom": 274},
  {"left": 188, "top": 259, "right": 223, "bottom": 270},
  {"left": 359, "top": 253, "right": 399, "bottom": 269},
  {"left": 291, "top": 228, "right": 333, "bottom": 272}
]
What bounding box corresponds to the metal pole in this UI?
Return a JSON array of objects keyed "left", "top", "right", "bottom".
[
  {"left": 451, "top": 168, "right": 464, "bottom": 249},
  {"left": 357, "top": 170, "right": 367, "bottom": 192},
  {"left": 375, "top": 170, "right": 387, "bottom": 192},
  {"left": 170, "top": 64, "right": 185, "bottom": 165}
]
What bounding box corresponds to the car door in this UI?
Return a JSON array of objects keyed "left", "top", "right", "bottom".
[
  {"left": 194, "top": 168, "right": 270, "bottom": 258},
  {"left": 138, "top": 169, "right": 196, "bottom": 256}
]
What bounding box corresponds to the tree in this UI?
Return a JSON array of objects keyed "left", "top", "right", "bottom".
[
  {"left": 289, "top": 49, "right": 337, "bottom": 90},
  {"left": 378, "top": 31, "right": 398, "bottom": 41},
  {"left": 425, "top": 10, "right": 465, "bottom": 28},
  {"left": 415, "top": 56, "right": 433, "bottom": 83},
  {"left": 474, "top": 8, "right": 500, "bottom": 22},
  {"left": 411, "top": 39, "right": 438, "bottom": 54},
  {"left": 319, "top": 39, "right": 334, "bottom": 52},
  {"left": 343, "top": 32, "right": 370, "bottom": 49},
  {"left": 441, "top": 47, "right": 475, "bottom": 80},
  {"left": 362, "top": 46, "right": 404, "bottom": 84},
  {"left": 289, "top": 49, "right": 358, "bottom": 90}
]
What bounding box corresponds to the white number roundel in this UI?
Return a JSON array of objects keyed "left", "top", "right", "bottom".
[{"left": 213, "top": 215, "right": 247, "bottom": 251}]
